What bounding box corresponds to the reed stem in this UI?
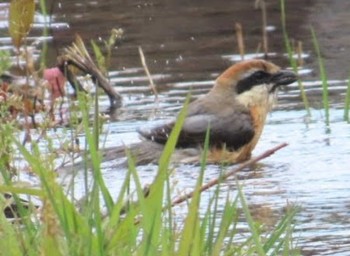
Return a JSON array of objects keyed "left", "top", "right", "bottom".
[
  {"left": 310, "top": 26, "right": 330, "bottom": 127},
  {"left": 280, "top": 0, "right": 311, "bottom": 117}
]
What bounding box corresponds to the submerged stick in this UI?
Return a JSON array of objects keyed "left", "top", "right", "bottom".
[
  {"left": 138, "top": 46, "right": 158, "bottom": 101},
  {"left": 170, "top": 143, "right": 288, "bottom": 207}
]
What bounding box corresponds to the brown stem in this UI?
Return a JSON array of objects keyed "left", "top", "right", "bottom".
[
  {"left": 129, "top": 143, "right": 288, "bottom": 224},
  {"left": 170, "top": 143, "right": 288, "bottom": 207},
  {"left": 235, "top": 22, "right": 245, "bottom": 61}
]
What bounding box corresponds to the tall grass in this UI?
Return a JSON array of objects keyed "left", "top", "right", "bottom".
[
  {"left": 344, "top": 76, "right": 350, "bottom": 123},
  {"left": 310, "top": 27, "right": 330, "bottom": 127},
  {"left": 0, "top": 92, "right": 299, "bottom": 255},
  {"left": 0, "top": 1, "right": 299, "bottom": 254},
  {"left": 280, "top": 0, "right": 311, "bottom": 117},
  {"left": 38, "top": 0, "right": 49, "bottom": 70}
]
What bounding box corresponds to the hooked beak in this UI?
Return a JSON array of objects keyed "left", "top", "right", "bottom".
[{"left": 269, "top": 70, "right": 297, "bottom": 92}]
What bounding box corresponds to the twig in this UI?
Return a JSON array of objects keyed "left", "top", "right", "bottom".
[
  {"left": 255, "top": 0, "right": 268, "bottom": 58},
  {"left": 129, "top": 143, "right": 288, "bottom": 224},
  {"left": 261, "top": 0, "right": 268, "bottom": 58},
  {"left": 138, "top": 46, "right": 158, "bottom": 101},
  {"left": 170, "top": 143, "right": 288, "bottom": 207},
  {"left": 296, "top": 40, "right": 304, "bottom": 67},
  {"left": 235, "top": 22, "right": 245, "bottom": 61}
]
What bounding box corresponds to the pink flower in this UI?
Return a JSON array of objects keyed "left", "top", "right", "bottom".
[{"left": 43, "top": 67, "right": 66, "bottom": 99}]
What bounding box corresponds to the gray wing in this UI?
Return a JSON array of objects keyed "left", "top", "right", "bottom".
[{"left": 139, "top": 108, "right": 255, "bottom": 151}]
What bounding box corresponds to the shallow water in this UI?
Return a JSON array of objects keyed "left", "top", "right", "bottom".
[
  {"left": 60, "top": 108, "right": 350, "bottom": 255},
  {"left": 1, "top": 1, "right": 350, "bottom": 255}
]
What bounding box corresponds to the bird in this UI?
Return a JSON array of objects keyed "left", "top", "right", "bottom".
[{"left": 102, "top": 59, "right": 297, "bottom": 166}]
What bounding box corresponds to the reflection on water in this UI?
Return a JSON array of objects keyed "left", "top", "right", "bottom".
[{"left": 1, "top": 1, "right": 350, "bottom": 255}]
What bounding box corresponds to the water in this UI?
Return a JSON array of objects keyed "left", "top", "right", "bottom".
[{"left": 1, "top": 1, "right": 350, "bottom": 255}]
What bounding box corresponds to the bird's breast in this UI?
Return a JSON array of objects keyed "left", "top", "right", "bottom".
[
  {"left": 249, "top": 105, "right": 269, "bottom": 139},
  {"left": 209, "top": 104, "right": 269, "bottom": 164},
  {"left": 233, "top": 105, "right": 269, "bottom": 161}
]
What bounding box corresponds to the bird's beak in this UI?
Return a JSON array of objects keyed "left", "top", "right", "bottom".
[{"left": 269, "top": 70, "right": 297, "bottom": 92}]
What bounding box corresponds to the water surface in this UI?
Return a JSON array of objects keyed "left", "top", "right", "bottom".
[{"left": 1, "top": 1, "right": 350, "bottom": 255}]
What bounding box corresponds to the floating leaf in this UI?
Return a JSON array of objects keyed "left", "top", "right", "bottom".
[{"left": 8, "top": 0, "right": 35, "bottom": 49}]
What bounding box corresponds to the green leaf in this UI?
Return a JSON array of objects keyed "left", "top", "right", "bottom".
[
  {"left": 237, "top": 182, "right": 266, "bottom": 255},
  {"left": 13, "top": 138, "right": 100, "bottom": 255},
  {"left": 310, "top": 26, "right": 330, "bottom": 127},
  {"left": 0, "top": 185, "right": 43, "bottom": 197},
  {"left": 91, "top": 40, "right": 107, "bottom": 75},
  {"left": 264, "top": 206, "right": 298, "bottom": 255},
  {"left": 344, "top": 77, "right": 350, "bottom": 122},
  {"left": 136, "top": 95, "right": 191, "bottom": 255},
  {"left": 177, "top": 124, "right": 210, "bottom": 255}
]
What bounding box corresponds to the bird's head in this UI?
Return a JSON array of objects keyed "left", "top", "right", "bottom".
[{"left": 212, "top": 59, "right": 297, "bottom": 109}]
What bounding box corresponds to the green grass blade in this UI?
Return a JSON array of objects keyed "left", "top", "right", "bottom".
[
  {"left": 128, "top": 150, "right": 157, "bottom": 255},
  {"left": 0, "top": 204, "right": 23, "bottom": 255},
  {"left": 237, "top": 181, "right": 265, "bottom": 255},
  {"left": 91, "top": 40, "right": 107, "bottom": 75},
  {"left": 310, "top": 26, "right": 330, "bottom": 127},
  {"left": 280, "top": 0, "right": 311, "bottom": 117},
  {"left": 264, "top": 206, "right": 298, "bottom": 254},
  {"left": 177, "top": 125, "right": 210, "bottom": 255},
  {"left": 38, "top": 0, "right": 48, "bottom": 70},
  {"left": 13, "top": 139, "right": 99, "bottom": 255},
  {"left": 344, "top": 76, "right": 350, "bottom": 122},
  {"left": 0, "top": 185, "right": 43, "bottom": 197},
  {"left": 137, "top": 95, "right": 191, "bottom": 255},
  {"left": 104, "top": 171, "right": 135, "bottom": 253},
  {"left": 76, "top": 91, "right": 114, "bottom": 213},
  {"left": 164, "top": 162, "right": 174, "bottom": 253},
  {"left": 104, "top": 169, "right": 131, "bottom": 227},
  {"left": 105, "top": 152, "right": 143, "bottom": 253},
  {"left": 212, "top": 194, "right": 239, "bottom": 255},
  {"left": 202, "top": 190, "right": 217, "bottom": 254},
  {"left": 106, "top": 206, "right": 139, "bottom": 253},
  {"left": 203, "top": 167, "right": 226, "bottom": 254}
]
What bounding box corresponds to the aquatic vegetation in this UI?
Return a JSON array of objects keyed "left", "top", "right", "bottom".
[
  {"left": 0, "top": 97, "right": 298, "bottom": 254},
  {"left": 310, "top": 27, "right": 330, "bottom": 127},
  {"left": 345, "top": 78, "right": 350, "bottom": 123},
  {"left": 280, "top": 0, "right": 311, "bottom": 117},
  {"left": 3, "top": 0, "right": 350, "bottom": 255}
]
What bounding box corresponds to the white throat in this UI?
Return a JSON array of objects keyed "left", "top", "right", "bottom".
[{"left": 236, "top": 84, "right": 277, "bottom": 111}]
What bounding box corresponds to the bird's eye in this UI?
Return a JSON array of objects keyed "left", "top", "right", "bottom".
[
  {"left": 236, "top": 70, "right": 271, "bottom": 94},
  {"left": 252, "top": 71, "right": 269, "bottom": 81}
]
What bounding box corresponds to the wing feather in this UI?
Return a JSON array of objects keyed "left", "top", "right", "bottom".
[{"left": 139, "top": 107, "right": 254, "bottom": 151}]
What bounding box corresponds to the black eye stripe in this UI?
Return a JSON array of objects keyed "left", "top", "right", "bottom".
[{"left": 236, "top": 71, "right": 271, "bottom": 94}]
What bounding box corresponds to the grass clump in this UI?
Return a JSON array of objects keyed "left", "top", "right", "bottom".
[
  {"left": 0, "top": 93, "right": 299, "bottom": 255},
  {"left": 0, "top": 2, "right": 299, "bottom": 254}
]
